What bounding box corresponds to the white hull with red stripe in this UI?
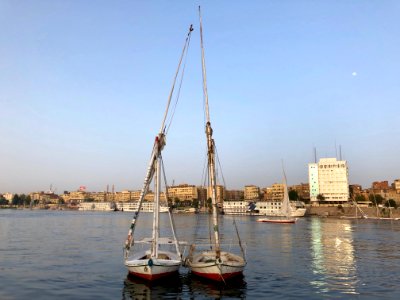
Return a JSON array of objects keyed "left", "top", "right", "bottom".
[
  {"left": 188, "top": 251, "right": 245, "bottom": 282},
  {"left": 125, "top": 250, "right": 181, "bottom": 281}
]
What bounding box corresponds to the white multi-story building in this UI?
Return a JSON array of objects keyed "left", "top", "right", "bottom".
[
  {"left": 393, "top": 179, "right": 400, "bottom": 191},
  {"left": 308, "top": 158, "right": 349, "bottom": 204},
  {"left": 308, "top": 164, "right": 319, "bottom": 201}
]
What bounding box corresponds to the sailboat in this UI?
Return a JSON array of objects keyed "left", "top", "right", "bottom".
[
  {"left": 123, "top": 25, "right": 194, "bottom": 280},
  {"left": 340, "top": 194, "right": 368, "bottom": 219},
  {"left": 368, "top": 189, "right": 400, "bottom": 221},
  {"left": 185, "top": 7, "right": 246, "bottom": 282},
  {"left": 257, "top": 166, "right": 297, "bottom": 224}
]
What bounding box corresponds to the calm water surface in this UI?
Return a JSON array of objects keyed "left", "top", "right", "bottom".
[{"left": 1, "top": 209, "right": 400, "bottom": 299}]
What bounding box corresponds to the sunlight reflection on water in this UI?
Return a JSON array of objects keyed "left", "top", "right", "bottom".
[
  {"left": 1, "top": 210, "right": 400, "bottom": 299},
  {"left": 310, "top": 218, "right": 358, "bottom": 295}
]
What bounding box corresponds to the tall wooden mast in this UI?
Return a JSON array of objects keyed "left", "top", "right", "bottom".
[{"left": 199, "top": 6, "right": 220, "bottom": 258}]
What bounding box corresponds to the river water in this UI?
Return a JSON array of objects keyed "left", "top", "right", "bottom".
[{"left": 1, "top": 209, "right": 400, "bottom": 299}]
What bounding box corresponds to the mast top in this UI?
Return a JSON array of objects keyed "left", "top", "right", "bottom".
[{"left": 199, "top": 6, "right": 211, "bottom": 124}]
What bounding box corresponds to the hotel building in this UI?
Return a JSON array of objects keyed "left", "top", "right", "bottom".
[{"left": 308, "top": 158, "right": 349, "bottom": 204}]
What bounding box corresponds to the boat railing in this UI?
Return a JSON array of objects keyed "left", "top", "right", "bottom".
[
  {"left": 135, "top": 237, "right": 187, "bottom": 245},
  {"left": 187, "top": 241, "right": 247, "bottom": 256}
]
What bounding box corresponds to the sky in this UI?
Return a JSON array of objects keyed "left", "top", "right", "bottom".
[{"left": 1, "top": 0, "right": 399, "bottom": 194}]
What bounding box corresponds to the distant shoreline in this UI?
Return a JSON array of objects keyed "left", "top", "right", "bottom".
[{"left": 2, "top": 205, "right": 399, "bottom": 219}]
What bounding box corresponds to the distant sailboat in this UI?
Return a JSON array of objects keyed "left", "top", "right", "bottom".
[
  {"left": 123, "top": 25, "right": 193, "bottom": 280},
  {"left": 362, "top": 191, "right": 399, "bottom": 221},
  {"left": 340, "top": 194, "right": 368, "bottom": 219},
  {"left": 185, "top": 7, "right": 246, "bottom": 282},
  {"left": 257, "top": 165, "right": 297, "bottom": 224}
]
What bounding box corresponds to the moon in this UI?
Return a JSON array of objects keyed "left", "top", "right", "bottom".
[{"left": 352, "top": 72, "right": 357, "bottom": 76}]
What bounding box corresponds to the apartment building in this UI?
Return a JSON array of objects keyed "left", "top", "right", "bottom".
[
  {"left": 263, "top": 183, "right": 284, "bottom": 201},
  {"left": 308, "top": 158, "right": 349, "bottom": 204},
  {"left": 168, "top": 184, "right": 198, "bottom": 203},
  {"left": 225, "top": 189, "right": 245, "bottom": 201},
  {"left": 372, "top": 181, "right": 389, "bottom": 190},
  {"left": 289, "top": 183, "right": 310, "bottom": 201},
  {"left": 244, "top": 185, "right": 260, "bottom": 200}
]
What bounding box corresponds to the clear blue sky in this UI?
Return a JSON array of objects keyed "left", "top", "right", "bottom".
[{"left": 1, "top": 1, "right": 399, "bottom": 194}]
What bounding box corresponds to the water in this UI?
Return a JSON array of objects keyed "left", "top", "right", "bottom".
[{"left": 1, "top": 210, "right": 400, "bottom": 299}]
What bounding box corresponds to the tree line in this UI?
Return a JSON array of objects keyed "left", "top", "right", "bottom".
[{"left": 0, "top": 194, "right": 33, "bottom": 206}]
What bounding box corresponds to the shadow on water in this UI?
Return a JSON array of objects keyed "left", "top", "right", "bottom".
[
  {"left": 122, "top": 272, "right": 247, "bottom": 299},
  {"left": 123, "top": 273, "right": 182, "bottom": 299},
  {"left": 187, "top": 274, "right": 247, "bottom": 299}
]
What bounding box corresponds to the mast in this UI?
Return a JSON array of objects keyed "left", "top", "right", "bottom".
[
  {"left": 124, "top": 25, "right": 193, "bottom": 259},
  {"left": 151, "top": 153, "right": 161, "bottom": 258},
  {"left": 199, "top": 6, "right": 220, "bottom": 258},
  {"left": 282, "top": 162, "right": 291, "bottom": 218}
]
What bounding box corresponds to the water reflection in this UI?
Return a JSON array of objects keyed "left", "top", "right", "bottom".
[
  {"left": 122, "top": 272, "right": 247, "bottom": 299},
  {"left": 123, "top": 274, "right": 182, "bottom": 300},
  {"left": 188, "top": 275, "right": 247, "bottom": 299},
  {"left": 310, "top": 218, "right": 358, "bottom": 295}
]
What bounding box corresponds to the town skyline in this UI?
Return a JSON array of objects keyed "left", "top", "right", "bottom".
[
  {"left": 2, "top": 174, "right": 399, "bottom": 196},
  {"left": 1, "top": 1, "right": 399, "bottom": 194}
]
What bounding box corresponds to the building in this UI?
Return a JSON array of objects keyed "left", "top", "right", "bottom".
[
  {"left": 29, "top": 191, "right": 60, "bottom": 204},
  {"left": 393, "top": 179, "right": 400, "bottom": 192},
  {"left": 349, "top": 184, "right": 362, "bottom": 198},
  {"left": 196, "top": 186, "right": 207, "bottom": 208},
  {"left": 225, "top": 189, "right": 245, "bottom": 201},
  {"left": 308, "top": 158, "right": 349, "bottom": 204},
  {"left": 263, "top": 183, "right": 284, "bottom": 201},
  {"left": 168, "top": 184, "right": 198, "bottom": 204},
  {"left": 369, "top": 180, "right": 400, "bottom": 205},
  {"left": 2, "top": 193, "right": 13, "bottom": 202},
  {"left": 289, "top": 183, "right": 310, "bottom": 201},
  {"left": 207, "top": 185, "right": 225, "bottom": 204},
  {"left": 244, "top": 185, "right": 260, "bottom": 200},
  {"left": 372, "top": 181, "right": 389, "bottom": 190},
  {"left": 308, "top": 163, "right": 319, "bottom": 202}
]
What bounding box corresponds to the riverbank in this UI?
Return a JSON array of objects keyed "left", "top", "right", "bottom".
[
  {"left": 307, "top": 205, "right": 400, "bottom": 218},
  {"left": 3, "top": 204, "right": 400, "bottom": 219}
]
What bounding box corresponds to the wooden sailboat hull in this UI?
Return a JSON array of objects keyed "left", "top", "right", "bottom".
[
  {"left": 257, "top": 218, "right": 297, "bottom": 224},
  {"left": 125, "top": 250, "right": 181, "bottom": 281},
  {"left": 188, "top": 251, "right": 245, "bottom": 282}
]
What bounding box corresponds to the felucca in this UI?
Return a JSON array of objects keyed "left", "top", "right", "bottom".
[
  {"left": 257, "top": 166, "right": 297, "bottom": 224},
  {"left": 186, "top": 7, "right": 246, "bottom": 282},
  {"left": 123, "top": 25, "right": 193, "bottom": 280}
]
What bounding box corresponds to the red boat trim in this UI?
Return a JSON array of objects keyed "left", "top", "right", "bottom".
[
  {"left": 128, "top": 270, "right": 178, "bottom": 281},
  {"left": 192, "top": 270, "right": 242, "bottom": 282},
  {"left": 257, "top": 219, "right": 296, "bottom": 223}
]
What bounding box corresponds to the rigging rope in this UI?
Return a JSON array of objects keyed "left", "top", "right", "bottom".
[
  {"left": 160, "top": 155, "right": 182, "bottom": 257},
  {"left": 165, "top": 31, "right": 192, "bottom": 135},
  {"left": 215, "top": 144, "right": 246, "bottom": 261},
  {"left": 124, "top": 25, "right": 193, "bottom": 260},
  {"left": 160, "top": 25, "right": 193, "bottom": 135},
  {"left": 215, "top": 144, "right": 227, "bottom": 188}
]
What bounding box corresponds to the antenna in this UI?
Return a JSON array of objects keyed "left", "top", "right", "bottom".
[
  {"left": 335, "top": 140, "right": 337, "bottom": 159},
  {"left": 313, "top": 147, "right": 317, "bottom": 163},
  {"left": 339, "top": 145, "right": 342, "bottom": 160}
]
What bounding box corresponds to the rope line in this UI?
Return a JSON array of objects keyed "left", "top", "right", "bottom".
[
  {"left": 160, "top": 25, "right": 193, "bottom": 135},
  {"left": 165, "top": 31, "right": 193, "bottom": 135}
]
